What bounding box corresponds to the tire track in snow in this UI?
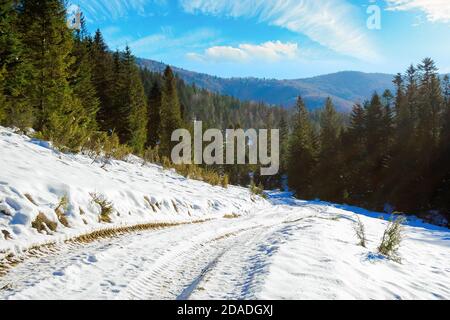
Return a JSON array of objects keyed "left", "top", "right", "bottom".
[
  {"left": 0, "top": 204, "right": 317, "bottom": 300},
  {"left": 0, "top": 212, "right": 293, "bottom": 300},
  {"left": 116, "top": 224, "right": 273, "bottom": 300}
]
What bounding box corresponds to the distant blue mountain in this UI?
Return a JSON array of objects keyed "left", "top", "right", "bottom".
[{"left": 137, "top": 58, "right": 397, "bottom": 112}]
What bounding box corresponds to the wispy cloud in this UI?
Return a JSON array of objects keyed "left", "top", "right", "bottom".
[
  {"left": 126, "top": 28, "right": 218, "bottom": 57},
  {"left": 72, "top": 0, "right": 167, "bottom": 21},
  {"left": 180, "top": 0, "right": 378, "bottom": 61},
  {"left": 385, "top": 0, "right": 450, "bottom": 23},
  {"left": 188, "top": 41, "right": 300, "bottom": 62}
]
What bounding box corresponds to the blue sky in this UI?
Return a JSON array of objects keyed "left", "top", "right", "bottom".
[{"left": 69, "top": 0, "right": 450, "bottom": 79}]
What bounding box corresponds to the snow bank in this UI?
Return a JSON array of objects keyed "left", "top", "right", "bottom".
[
  {"left": 0, "top": 127, "right": 267, "bottom": 255},
  {"left": 259, "top": 194, "right": 450, "bottom": 300}
]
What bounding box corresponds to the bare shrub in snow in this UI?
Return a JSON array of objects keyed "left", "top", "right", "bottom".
[
  {"left": 90, "top": 192, "right": 114, "bottom": 223},
  {"left": 223, "top": 213, "right": 240, "bottom": 219},
  {"left": 144, "top": 196, "right": 157, "bottom": 212},
  {"left": 32, "top": 212, "right": 57, "bottom": 233},
  {"left": 353, "top": 215, "right": 367, "bottom": 247},
  {"left": 24, "top": 193, "right": 37, "bottom": 205},
  {"left": 250, "top": 181, "right": 267, "bottom": 198},
  {"left": 221, "top": 175, "right": 229, "bottom": 188},
  {"left": 161, "top": 157, "right": 229, "bottom": 188},
  {"left": 378, "top": 215, "right": 406, "bottom": 262},
  {"left": 84, "top": 132, "right": 131, "bottom": 166},
  {"left": 55, "top": 195, "right": 70, "bottom": 228},
  {"left": 143, "top": 146, "right": 161, "bottom": 165},
  {"left": 2, "top": 229, "right": 12, "bottom": 240}
]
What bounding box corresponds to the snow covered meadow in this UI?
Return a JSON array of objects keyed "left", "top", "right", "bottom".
[{"left": 0, "top": 126, "right": 449, "bottom": 300}]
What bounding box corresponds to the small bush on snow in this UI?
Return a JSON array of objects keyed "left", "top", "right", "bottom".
[
  {"left": 378, "top": 215, "right": 406, "bottom": 263},
  {"left": 250, "top": 181, "right": 267, "bottom": 198},
  {"left": 32, "top": 212, "right": 57, "bottom": 233},
  {"left": 353, "top": 215, "right": 367, "bottom": 248},
  {"left": 24, "top": 193, "right": 38, "bottom": 205},
  {"left": 83, "top": 131, "right": 131, "bottom": 166},
  {"left": 55, "top": 195, "right": 70, "bottom": 228},
  {"left": 90, "top": 192, "right": 114, "bottom": 223}
]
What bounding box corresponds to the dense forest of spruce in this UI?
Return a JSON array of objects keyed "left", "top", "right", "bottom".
[
  {"left": 287, "top": 64, "right": 450, "bottom": 222},
  {"left": 1, "top": 1, "right": 449, "bottom": 222}
]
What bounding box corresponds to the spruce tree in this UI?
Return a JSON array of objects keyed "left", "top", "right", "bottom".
[
  {"left": 434, "top": 75, "right": 450, "bottom": 214},
  {"left": 314, "top": 97, "right": 343, "bottom": 201},
  {"left": 386, "top": 73, "right": 416, "bottom": 210},
  {"left": 90, "top": 29, "right": 115, "bottom": 131},
  {"left": 19, "top": 0, "right": 90, "bottom": 150},
  {"left": 365, "top": 93, "right": 390, "bottom": 206},
  {"left": 0, "top": 0, "right": 33, "bottom": 129},
  {"left": 287, "top": 96, "right": 317, "bottom": 198},
  {"left": 70, "top": 13, "right": 99, "bottom": 137},
  {"left": 417, "top": 58, "right": 443, "bottom": 148},
  {"left": 414, "top": 59, "right": 443, "bottom": 210},
  {"left": 0, "top": 66, "right": 6, "bottom": 123},
  {"left": 342, "top": 103, "right": 367, "bottom": 203},
  {"left": 160, "top": 66, "right": 183, "bottom": 157},
  {"left": 278, "top": 115, "right": 289, "bottom": 178},
  {"left": 116, "top": 46, "right": 148, "bottom": 154},
  {"left": 147, "top": 81, "right": 162, "bottom": 148}
]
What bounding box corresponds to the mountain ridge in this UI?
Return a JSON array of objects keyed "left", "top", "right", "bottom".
[{"left": 137, "top": 58, "right": 396, "bottom": 112}]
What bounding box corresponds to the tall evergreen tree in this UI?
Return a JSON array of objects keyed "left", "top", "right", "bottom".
[
  {"left": 365, "top": 93, "right": 390, "bottom": 206},
  {"left": 342, "top": 103, "right": 367, "bottom": 203},
  {"left": 0, "top": 66, "right": 6, "bottom": 123},
  {"left": 147, "top": 82, "right": 162, "bottom": 148},
  {"left": 0, "top": 0, "right": 33, "bottom": 129},
  {"left": 405, "top": 64, "right": 419, "bottom": 128},
  {"left": 70, "top": 13, "right": 98, "bottom": 136},
  {"left": 116, "top": 46, "right": 148, "bottom": 154},
  {"left": 434, "top": 75, "right": 450, "bottom": 212},
  {"left": 160, "top": 66, "right": 183, "bottom": 157},
  {"left": 287, "top": 97, "right": 317, "bottom": 198},
  {"left": 417, "top": 58, "right": 442, "bottom": 148},
  {"left": 90, "top": 29, "right": 114, "bottom": 132},
  {"left": 414, "top": 58, "right": 444, "bottom": 210},
  {"left": 278, "top": 115, "right": 289, "bottom": 177},
  {"left": 20, "top": 0, "right": 90, "bottom": 149},
  {"left": 314, "top": 97, "right": 343, "bottom": 201}
]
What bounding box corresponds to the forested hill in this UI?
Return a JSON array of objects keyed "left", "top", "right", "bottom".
[{"left": 137, "top": 58, "right": 395, "bottom": 112}]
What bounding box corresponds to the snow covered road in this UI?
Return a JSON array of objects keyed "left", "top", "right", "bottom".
[
  {"left": 1, "top": 197, "right": 449, "bottom": 300},
  {"left": 0, "top": 207, "right": 289, "bottom": 300},
  {"left": 0, "top": 128, "right": 449, "bottom": 300}
]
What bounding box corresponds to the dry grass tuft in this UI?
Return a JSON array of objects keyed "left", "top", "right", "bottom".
[
  {"left": 250, "top": 181, "right": 267, "bottom": 198},
  {"left": 55, "top": 195, "right": 70, "bottom": 228},
  {"left": 172, "top": 200, "right": 180, "bottom": 213},
  {"left": 223, "top": 213, "right": 241, "bottom": 219},
  {"left": 31, "top": 212, "right": 57, "bottom": 233},
  {"left": 24, "top": 193, "right": 37, "bottom": 205},
  {"left": 2, "top": 230, "right": 12, "bottom": 240},
  {"left": 90, "top": 192, "right": 114, "bottom": 223},
  {"left": 144, "top": 196, "right": 157, "bottom": 213}
]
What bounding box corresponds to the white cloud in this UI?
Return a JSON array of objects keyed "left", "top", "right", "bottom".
[
  {"left": 189, "top": 41, "right": 300, "bottom": 62},
  {"left": 385, "top": 0, "right": 450, "bottom": 23},
  {"left": 180, "top": 0, "right": 378, "bottom": 61}
]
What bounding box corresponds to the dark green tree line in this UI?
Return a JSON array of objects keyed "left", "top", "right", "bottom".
[{"left": 287, "top": 58, "right": 450, "bottom": 222}]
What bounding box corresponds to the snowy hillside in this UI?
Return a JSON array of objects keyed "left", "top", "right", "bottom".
[
  {"left": 0, "top": 127, "right": 449, "bottom": 300},
  {"left": 0, "top": 127, "right": 267, "bottom": 255}
]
